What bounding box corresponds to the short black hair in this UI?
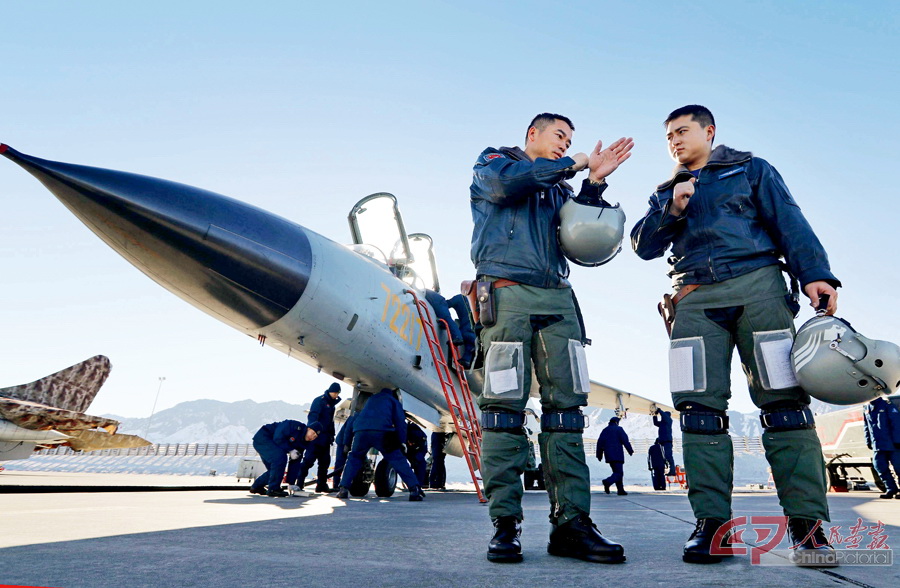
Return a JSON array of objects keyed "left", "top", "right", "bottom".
[
  {"left": 664, "top": 105, "right": 715, "bottom": 129},
  {"left": 526, "top": 113, "right": 574, "bottom": 141}
]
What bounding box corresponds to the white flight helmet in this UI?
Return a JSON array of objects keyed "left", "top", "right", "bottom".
[
  {"left": 558, "top": 195, "right": 626, "bottom": 267},
  {"left": 791, "top": 315, "right": 900, "bottom": 405}
]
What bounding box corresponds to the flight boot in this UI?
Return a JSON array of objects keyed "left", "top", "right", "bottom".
[
  {"left": 548, "top": 514, "right": 625, "bottom": 563},
  {"left": 408, "top": 487, "right": 425, "bottom": 502},
  {"left": 683, "top": 519, "right": 733, "bottom": 564},
  {"left": 788, "top": 517, "right": 838, "bottom": 567},
  {"left": 487, "top": 516, "right": 522, "bottom": 563}
]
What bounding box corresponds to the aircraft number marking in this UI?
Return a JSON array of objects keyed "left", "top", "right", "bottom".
[{"left": 380, "top": 283, "right": 423, "bottom": 351}]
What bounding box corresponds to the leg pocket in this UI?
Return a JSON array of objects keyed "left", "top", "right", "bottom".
[
  {"left": 483, "top": 341, "right": 525, "bottom": 399},
  {"left": 670, "top": 337, "right": 707, "bottom": 393}
]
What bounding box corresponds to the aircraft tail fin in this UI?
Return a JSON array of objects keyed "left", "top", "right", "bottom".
[{"left": 0, "top": 355, "right": 111, "bottom": 413}]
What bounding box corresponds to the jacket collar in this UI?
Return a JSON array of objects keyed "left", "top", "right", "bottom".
[{"left": 657, "top": 145, "right": 753, "bottom": 191}]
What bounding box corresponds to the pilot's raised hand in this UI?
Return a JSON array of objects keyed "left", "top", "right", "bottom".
[
  {"left": 670, "top": 178, "right": 695, "bottom": 216},
  {"left": 588, "top": 137, "right": 635, "bottom": 183},
  {"left": 288, "top": 449, "right": 301, "bottom": 460}
]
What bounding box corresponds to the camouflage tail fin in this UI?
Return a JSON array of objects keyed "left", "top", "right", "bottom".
[{"left": 0, "top": 356, "right": 111, "bottom": 412}]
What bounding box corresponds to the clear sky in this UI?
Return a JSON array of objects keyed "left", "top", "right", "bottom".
[{"left": 1, "top": 1, "right": 897, "bottom": 417}]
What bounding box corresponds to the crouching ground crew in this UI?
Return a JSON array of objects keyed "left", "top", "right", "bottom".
[
  {"left": 250, "top": 420, "right": 322, "bottom": 497},
  {"left": 631, "top": 104, "right": 840, "bottom": 566},
  {"left": 469, "top": 112, "right": 633, "bottom": 563}
]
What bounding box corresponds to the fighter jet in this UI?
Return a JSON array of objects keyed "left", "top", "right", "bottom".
[
  {"left": 1, "top": 144, "right": 675, "bottom": 493},
  {"left": 0, "top": 355, "right": 150, "bottom": 463}
]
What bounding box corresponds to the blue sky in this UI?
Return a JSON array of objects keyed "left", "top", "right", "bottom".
[{"left": 1, "top": 1, "right": 897, "bottom": 418}]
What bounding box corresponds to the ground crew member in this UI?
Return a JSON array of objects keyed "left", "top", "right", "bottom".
[
  {"left": 428, "top": 432, "right": 447, "bottom": 489},
  {"left": 653, "top": 409, "right": 677, "bottom": 475},
  {"left": 336, "top": 388, "right": 425, "bottom": 501},
  {"left": 332, "top": 413, "right": 357, "bottom": 491},
  {"left": 864, "top": 397, "right": 900, "bottom": 499},
  {"left": 250, "top": 420, "right": 322, "bottom": 497},
  {"left": 596, "top": 417, "right": 633, "bottom": 495},
  {"left": 296, "top": 383, "right": 341, "bottom": 492},
  {"left": 406, "top": 421, "right": 429, "bottom": 487},
  {"left": 470, "top": 112, "right": 633, "bottom": 564},
  {"left": 631, "top": 104, "right": 839, "bottom": 565},
  {"left": 648, "top": 440, "right": 668, "bottom": 491}
]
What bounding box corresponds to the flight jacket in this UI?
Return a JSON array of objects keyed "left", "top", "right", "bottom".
[
  {"left": 470, "top": 146, "right": 607, "bottom": 288},
  {"left": 630, "top": 145, "right": 840, "bottom": 290}
]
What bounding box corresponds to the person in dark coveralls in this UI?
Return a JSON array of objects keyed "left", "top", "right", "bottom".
[
  {"left": 470, "top": 112, "right": 633, "bottom": 564},
  {"left": 596, "top": 417, "right": 634, "bottom": 495},
  {"left": 296, "top": 383, "right": 342, "bottom": 492},
  {"left": 648, "top": 440, "right": 668, "bottom": 490},
  {"left": 406, "top": 421, "right": 429, "bottom": 487},
  {"left": 864, "top": 397, "right": 900, "bottom": 499},
  {"left": 250, "top": 420, "right": 322, "bottom": 497},
  {"left": 653, "top": 409, "right": 677, "bottom": 475},
  {"left": 631, "top": 105, "right": 840, "bottom": 565},
  {"left": 332, "top": 413, "right": 357, "bottom": 490},
  {"left": 429, "top": 432, "right": 448, "bottom": 489},
  {"left": 335, "top": 388, "right": 425, "bottom": 501}
]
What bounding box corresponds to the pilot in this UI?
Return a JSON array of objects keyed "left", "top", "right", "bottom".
[
  {"left": 335, "top": 388, "right": 425, "bottom": 501},
  {"left": 406, "top": 421, "right": 429, "bottom": 488},
  {"left": 864, "top": 397, "right": 900, "bottom": 499},
  {"left": 469, "top": 112, "right": 633, "bottom": 563},
  {"left": 332, "top": 412, "right": 357, "bottom": 492},
  {"left": 595, "top": 417, "right": 634, "bottom": 495},
  {"left": 250, "top": 419, "right": 322, "bottom": 497},
  {"left": 631, "top": 104, "right": 840, "bottom": 564},
  {"left": 653, "top": 409, "right": 677, "bottom": 476},
  {"left": 295, "top": 383, "right": 342, "bottom": 492}
]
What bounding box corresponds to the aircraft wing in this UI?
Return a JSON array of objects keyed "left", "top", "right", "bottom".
[{"left": 586, "top": 380, "right": 679, "bottom": 419}]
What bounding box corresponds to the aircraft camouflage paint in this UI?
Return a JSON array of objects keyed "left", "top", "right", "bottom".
[
  {"left": 0, "top": 143, "right": 675, "bottom": 479},
  {"left": 0, "top": 355, "right": 150, "bottom": 462}
]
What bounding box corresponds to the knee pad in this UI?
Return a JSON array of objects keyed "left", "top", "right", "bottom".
[
  {"left": 759, "top": 402, "right": 815, "bottom": 432},
  {"left": 540, "top": 409, "right": 587, "bottom": 433},
  {"left": 481, "top": 410, "right": 526, "bottom": 433},
  {"left": 678, "top": 402, "right": 729, "bottom": 435}
]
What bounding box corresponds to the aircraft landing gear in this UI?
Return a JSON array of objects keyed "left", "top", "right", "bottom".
[{"left": 374, "top": 459, "right": 398, "bottom": 497}]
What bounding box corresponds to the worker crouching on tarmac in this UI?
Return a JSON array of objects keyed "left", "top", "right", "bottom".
[
  {"left": 469, "top": 112, "right": 633, "bottom": 564},
  {"left": 250, "top": 420, "right": 322, "bottom": 497},
  {"left": 335, "top": 388, "right": 425, "bottom": 501}
]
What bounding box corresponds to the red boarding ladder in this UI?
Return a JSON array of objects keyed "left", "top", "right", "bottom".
[{"left": 405, "top": 289, "right": 485, "bottom": 503}]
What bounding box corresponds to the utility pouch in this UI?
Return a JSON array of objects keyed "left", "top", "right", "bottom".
[
  {"left": 476, "top": 280, "right": 496, "bottom": 327},
  {"left": 658, "top": 293, "right": 676, "bottom": 337},
  {"left": 461, "top": 280, "right": 480, "bottom": 325}
]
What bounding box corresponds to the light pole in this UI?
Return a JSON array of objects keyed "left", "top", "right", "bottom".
[{"left": 144, "top": 376, "right": 166, "bottom": 439}]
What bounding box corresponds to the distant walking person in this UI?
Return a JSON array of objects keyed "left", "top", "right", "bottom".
[
  {"left": 429, "top": 432, "right": 448, "bottom": 490},
  {"left": 864, "top": 397, "right": 900, "bottom": 499},
  {"left": 653, "top": 409, "right": 677, "bottom": 476},
  {"left": 596, "top": 417, "right": 633, "bottom": 495},
  {"left": 335, "top": 388, "right": 425, "bottom": 501},
  {"left": 296, "top": 383, "right": 341, "bottom": 492},
  {"left": 250, "top": 420, "right": 322, "bottom": 497},
  {"left": 648, "top": 440, "right": 668, "bottom": 491}
]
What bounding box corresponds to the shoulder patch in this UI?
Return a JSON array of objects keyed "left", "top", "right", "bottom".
[{"left": 485, "top": 153, "right": 505, "bottom": 161}]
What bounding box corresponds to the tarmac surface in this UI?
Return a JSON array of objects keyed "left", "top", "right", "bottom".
[{"left": 1, "top": 472, "right": 898, "bottom": 588}]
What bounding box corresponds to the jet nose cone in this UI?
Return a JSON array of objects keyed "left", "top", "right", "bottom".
[{"left": 2, "top": 145, "right": 311, "bottom": 331}]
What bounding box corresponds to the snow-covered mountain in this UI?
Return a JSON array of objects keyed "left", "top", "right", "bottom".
[{"left": 107, "top": 399, "right": 311, "bottom": 444}]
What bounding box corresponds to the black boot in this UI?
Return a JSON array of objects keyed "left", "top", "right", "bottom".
[
  {"left": 335, "top": 487, "right": 349, "bottom": 499},
  {"left": 879, "top": 489, "right": 898, "bottom": 499},
  {"left": 487, "top": 516, "right": 522, "bottom": 563},
  {"left": 266, "top": 488, "right": 289, "bottom": 497},
  {"left": 788, "top": 517, "right": 838, "bottom": 567},
  {"left": 683, "top": 519, "right": 732, "bottom": 563},
  {"left": 548, "top": 514, "right": 626, "bottom": 563},
  {"left": 408, "top": 487, "right": 425, "bottom": 502}
]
